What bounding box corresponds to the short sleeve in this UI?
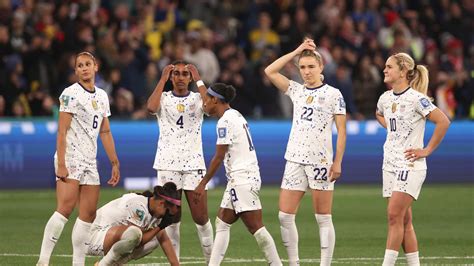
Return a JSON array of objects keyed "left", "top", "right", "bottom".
[
  {"left": 59, "top": 88, "right": 77, "bottom": 114},
  {"left": 415, "top": 96, "right": 436, "bottom": 117},
  {"left": 332, "top": 90, "right": 346, "bottom": 115},
  {"left": 376, "top": 96, "right": 384, "bottom": 116},
  {"left": 216, "top": 118, "right": 232, "bottom": 145},
  {"left": 284, "top": 80, "right": 301, "bottom": 101},
  {"left": 125, "top": 200, "right": 148, "bottom": 228},
  {"left": 102, "top": 92, "right": 111, "bottom": 117}
]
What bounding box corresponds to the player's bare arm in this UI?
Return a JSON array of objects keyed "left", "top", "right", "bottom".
[
  {"left": 405, "top": 108, "right": 450, "bottom": 161},
  {"left": 264, "top": 38, "right": 316, "bottom": 92},
  {"left": 157, "top": 230, "right": 179, "bottom": 266},
  {"left": 194, "top": 144, "right": 228, "bottom": 202},
  {"left": 56, "top": 112, "right": 73, "bottom": 181},
  {"left": 99, "top": 117, "right": 120, "bottom": 186},
  {"left": 147, "top": 64, "right": 175, "bottom": 114},
  {"left": 375, "top": 112, "right": 387, "bottom": 128},
  {"left": 330, "top": 114, "right": 347, "bottom": 181},
  {"left": 186, "top": 64, "right": 207, "bottom": 99}
]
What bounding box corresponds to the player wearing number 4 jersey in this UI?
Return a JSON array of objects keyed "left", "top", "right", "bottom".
[
  {"left": 37, "top": 52, "right": 120, "bottom": 266},
  {"left": 146, "top": 61, "right": 213, "bottom": 263},
  {"left": 194, "top": 83, "right": 282, "bottom": 266},
  {"left": 264, "top": 38, "right": 347, "bottom": 266},
  {"left": 376, "top": 53, "right": 450, "bottom": 266}
]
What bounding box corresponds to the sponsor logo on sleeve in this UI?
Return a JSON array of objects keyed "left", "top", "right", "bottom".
[
  {"left": 339, "top": 97, "right": 346, "bottom": 108},
  {"left": 420, "top": 98, "right": 431, "bottom": 108},
  {"left": 218, "top": 127, "right": 227, "bottom": 138}
]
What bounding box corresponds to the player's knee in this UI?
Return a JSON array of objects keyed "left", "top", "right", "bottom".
[
  {"left": 387, "top": 209, "right": 403, "bottom": 226},
  {"left": 191, "top": 212, "right": 208, "bottom": 225},
  {"left": 122, "top": 226, "right": 143, "bottom": 247}
]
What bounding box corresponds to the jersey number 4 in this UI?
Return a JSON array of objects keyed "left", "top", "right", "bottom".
[{"left": 176, "top": 115, "right": 184, "bottom": 128}]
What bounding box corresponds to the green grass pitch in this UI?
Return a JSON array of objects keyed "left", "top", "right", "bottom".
[{"left": 0, "top": 184, "right": 472, "bottom": 265}]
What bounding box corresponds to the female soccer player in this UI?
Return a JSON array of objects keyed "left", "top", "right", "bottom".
[
  {"left": 146, "top": 61, "right": 213, "bottom": 262},
  {"left": 194, "top": 83, "right": 282, "bottom": 266},
  {"left": 376, "top": 53, "right": 450, "bottom": 266},
  {"left": 264, "top": 38, "right": 347, "bottom": 266},
  {"left": 37, "top": 52, "right": 120, "bottom": 266},
  {"left": 87, "top": 182, "right": 180, "bottom": 265}
]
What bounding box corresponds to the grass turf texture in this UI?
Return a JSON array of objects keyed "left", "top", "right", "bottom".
[{"left": 0, "top": 184, "right": 472, "bottom": 265}]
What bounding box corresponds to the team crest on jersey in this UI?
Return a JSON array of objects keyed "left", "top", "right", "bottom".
[
  {"left": 306, "top": 96, "right": 314, "bottom": 104},
  {"left": 420, "top": 98, "right": 431, "bottom": 108},
  {"left": 391, "top": 102, "right": 397, "bottom": 113},
  {"left": 176, "top": 104, "right": 185, "bottom": 113},
  {"left": 218, "top": 127, "right": 226, "bottom": 138},
  {"left": 91, "top": 100, "right": 98, "bottom": 110}
]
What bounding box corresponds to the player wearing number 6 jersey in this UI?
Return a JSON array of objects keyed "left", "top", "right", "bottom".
[
  {"left": 37, "top": 52, "right": 120, "bottom": 266},
  {"left": 194, "top": 83, "right": 282, "bottom": 266},
  {"left": 146, "top": 61, "right": 213, "bottom": 263},
  {"left": 376, "top": 53, "right": 450, "bottom": 266},
  {"left": 264, "top": 38, "right": 347, "bottom": 266}
]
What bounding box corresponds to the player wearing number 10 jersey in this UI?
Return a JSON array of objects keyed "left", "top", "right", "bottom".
[
  {"left": 376, "top": 52, "right": 450, "bottom": 266},
  {"left": 146, "top": 61, "right": 213, "bottom": 263}
]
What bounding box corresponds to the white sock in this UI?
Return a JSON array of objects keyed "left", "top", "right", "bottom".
[
  {"left": 72, "top": 218, "right": 92, "bottom": 266},
  {"left": 196, "top": 220, "right": 214, "bottom": 263},
  {"left": 165, "top": 222, "right": 181, "bottom": 259},
  {"left": 278, "top": 211, "right": 299, "bottom": 265},
  {"left": 253, "top": 227, "right": 282, "bottom": 266},
  {"left": 98, "top": 226, "right": 142, "bottom": 266},
  {"left": 209, "top": 217, "right": 231, "bottom": 266},
  {"left": 406, "top": 251, "right": 420, "bottom": 266},
  {"left": 315, "top": 214, "right": 335, "bottom": 266},
  {"left": 117, "top": 236, "right": 160, "bottom": 264},
  {"left": 37, "top": 211, "right": 68, "bottom": 265},
  {"left": 382, "top": 249, "right": 399, "bottom": 266}
]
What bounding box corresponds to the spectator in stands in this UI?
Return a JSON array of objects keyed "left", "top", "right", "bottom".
[{"left": 248, "top": 11, "right": 280, "bottom": 63}]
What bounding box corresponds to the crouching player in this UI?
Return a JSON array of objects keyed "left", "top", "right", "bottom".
[{"left": 87, "top": 182, "right": 181, "bottom": 265}]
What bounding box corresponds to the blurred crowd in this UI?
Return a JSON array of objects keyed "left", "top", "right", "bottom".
[{"left": 0, "top": 0, "right": 472, "bottom": 120}]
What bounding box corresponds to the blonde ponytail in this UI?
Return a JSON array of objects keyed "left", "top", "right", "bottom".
[{"left": 391, "top": 53, "right": 430, "bottom": 95}]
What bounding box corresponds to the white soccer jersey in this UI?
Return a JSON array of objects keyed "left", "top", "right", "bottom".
[
  {"left": 376, "top": 88, "right": 437, "bottom": 171},
  {"left": 216, "top": 109, "right": 260, "bottom": 185},
  {"left": 153, "top": 91, "right": 205, "bottom": 171},
  {"left": 55, "top": 83, "right": 110, "bottom": 161},
  {"left": 284, "top": 80, "right": 346, "bottom": 165},
  {"left": 93, "top": 193, "right": 160, "bottom": 231}
]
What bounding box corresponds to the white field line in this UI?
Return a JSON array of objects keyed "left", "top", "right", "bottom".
[{"left": 1, "top": 253, "right": 473, "bottom": 264}]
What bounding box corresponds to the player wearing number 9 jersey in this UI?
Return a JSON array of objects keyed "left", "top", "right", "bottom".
[
  {"left": 376, "top": 53, "right": 450, "bottom": 266},
  {"left": 194, "top": 83, "right": 282, "bottom": 266},
  {"left": 264, "top": 38, "right": 347, "bottom": 266},
  {"left": 37, "top": 52, "right": 120, "bottom": 266},
  {"left": 146, "top": 61, "right": 213, "bottom": 263}
]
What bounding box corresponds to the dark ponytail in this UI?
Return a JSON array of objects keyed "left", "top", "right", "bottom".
[
  {"left": 210, "top": 83, "right": 236, "bottom": 103},
  {"left": 138, "top": 182, "right": 180, "bottom": 206}
]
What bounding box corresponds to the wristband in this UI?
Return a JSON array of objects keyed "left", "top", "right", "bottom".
[{"left": 196, "top": 80, "right": 205, "bottom": 87}]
